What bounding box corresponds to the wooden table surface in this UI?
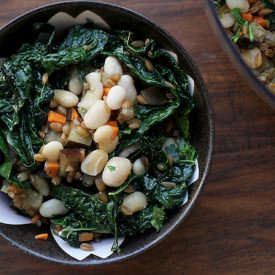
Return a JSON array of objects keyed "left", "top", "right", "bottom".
[{"left": 1, "top": 0, "right": 275, "bottom": 274}]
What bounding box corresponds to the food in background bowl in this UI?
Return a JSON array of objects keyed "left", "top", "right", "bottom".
[
  {"left": 0, "top": 23, "right": 197, "bottom": 253},
  {"left": 214, "top": 0, "right": 275, "bottom": 92}
]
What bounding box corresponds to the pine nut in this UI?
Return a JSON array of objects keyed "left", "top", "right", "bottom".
[
  {"left": 50, "top": 99, "right": 58, "bottom": 109},
  {"left": 34, "top": 154, "right": 47, "bottom": 162},
  {"left": 57, "top": 105, "right": 67, "bottom": 116},
  {"left": 80, "top": 243, "right": 94, "bottom": 251},
  {"left": 161, "top": 181, "right": 176, "bottom": 188},
  {"left": 128, "top": 118, "right": 141, "bottom": 129},
  {"left": 79, "top": 232, "right": 94, "bottom": 242},
  {"left": 50, "top": 122, "right": 63, "bottom": 133},
  {"left": 95, "top": 177, "right": 106, "bottom": 192},
  {"left": 42, "top": 72, "right": 49, "bottom": 85},
  {"left": 258, "top": 8, "right": 273, "bottom": 16},
  {"left": 131, "top": 40, "right": 145, "bottom": 48},
  {"left": 98, "top": 192, "right": 108, "bottom": 203},
  {"left": 124, "top": 185, "right": 135, "bottom": 193},
  {"left": 38, "top": 130, "right": 45, "bottom": 139},
  {"left": 76, "top": 126, "right": 90, "bottom": 137},
  {"left": 145, "top": 59, "right": 153, "bottom": 72},
  {"left": 157, "top": 163, "right": 166, "bottom": 171}
]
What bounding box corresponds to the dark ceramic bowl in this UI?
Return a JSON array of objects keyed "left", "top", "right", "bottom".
[
  {"left": 204, "top": 0, "right": 275, "bottom": 109},
  {"left": 0, "top": 1, "right": 214, "bottom": 265}
]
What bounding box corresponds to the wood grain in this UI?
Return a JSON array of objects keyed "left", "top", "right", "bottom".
[{"left": 1, "top": 0, "right": 275, "bottom": 274}]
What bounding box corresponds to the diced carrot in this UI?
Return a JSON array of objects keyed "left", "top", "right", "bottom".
[
  {"left": 253, "top": 16, "right": 269, "bottom": 28},
  {"left": 242, "top": 13, "right": 253, "bottom": 22},
  {"left": 45, "top": 161, "right": 60, "bottom": 177},
  {"left": 106, "top": 121, "right": 118, "bottom": 127},
  {"left": 103, "top": 87, "right": 111, "bottom": 97},
  {"left": 111, "top": 126, "right": 119, "bottom": 139},
  {"left": 48, "top": 111, "right": 66, "bottom": 124},
  {"left": 35, "top": 233, "right": 48, "bottom": 240},
  {"left": 71, "top": 108, "right": 80, "bottom": 121},
  {"left": 31, "top": 213, "right": 41, "bottom": 224}
]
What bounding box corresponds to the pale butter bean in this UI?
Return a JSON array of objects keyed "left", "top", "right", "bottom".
[
  {"left": 84, "top": 100, "right": 111, "bottom": 129},
  {"left": 117, "top": 75, "right": 137, "bottom": 102},
  {"left": 93, "top": 125, "right": 113, "bottom": 143},
  {"left": 85, "top": 72, "right": 103, "bottom": 99},
  {"left": 81, "top": 149, "right": 108, "bottom": 176},
  {"left": 219, "top": 13, "right": 235, "bottom": 29},
  {"left": 68, "top": 71, "right": 83, "bottom": 95},
  {"left": 121, "top": 191, "right": 148, "bottom": 215},
  {"left": 102, "top": 157, "right": 132, "bottom": 187},
  {"left": 98, "top": 137, "right": 118, "bottom": 154},
  {"left": 39, "top": 199, "right": 69, "bottom": 218},
  {"left": 104, "top": 56, "right": 123, "bottom": 76},
  {"left": 78, "top": 92, "right": 100, "bottom": 111},
  {"left": 226, "top": 0, "right": 250, "bottom": 13},
  {"left": 54, "top": 89, "right": 79, "bottom": 108},
  {"left": 42, "top": 141, "right": 63, "bottom": 162},
  {"left": 106, "top": 85, "right": 126, "bottom": 110},
  {"left": 31, "top": 174, "right": 50, "bottom": 196}
]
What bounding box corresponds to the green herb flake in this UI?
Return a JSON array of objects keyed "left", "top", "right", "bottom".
[{"left": 108, "top": 165, "right": 116, "bottom": 172}]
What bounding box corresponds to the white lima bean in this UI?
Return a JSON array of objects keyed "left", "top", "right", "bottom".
[
  {"left": 117, "top": 75, "right": 137, "bottom": 102},
  {"left": 219, "top": 13, "right": 235, "bottom": 29},
  {"left": 81, "top": 149, "right": 108, "bottom": 176},
  {"left": 78, "top": 92, "right": 100, "bottom": 111},
  {"left": 121, "top": 191, "right": 148, "bottom": 215},
  {"left": 104, "top": 56, "right": 123, "bottom": 76},
  {"left": 133, "top": 158, "right": 149, "bottom": 176},
  {"left": 241, "top": 47, "right": 262, "bottom": 69},
  {"left": 85, "top": 72, "right": 103, "bottom": 99},
  {"left": 42, "top": 141, "right": 63, "bottom": 162},
  {"left": 68, "top": 71, "right": 82, "bottom": 95},
  {"left": 93, "top": 125, "right": 113, "bottom": 143},
  {"left": 226, "top": 0, "right": 250, "bottom": 13},
  {"left": 39, "top": 199, "right": 69, "bottom": 218},
  {"left": 102, "top": 157, "right": 132, "bottom": 187},
  {"left": 98, "top": 137, "right": 119, "bottom": 154},
  {"left": 84, "top": 100, "right": 111, "bottom": 129},
  {"left": 31, "top": 174, "right": 50, "bottom": 196},
  {"left": 106, "top": 86, "right": 126, "bottom": 110},
  {"left": 54, "top": 89, "right": 79, "bottom": 108}
]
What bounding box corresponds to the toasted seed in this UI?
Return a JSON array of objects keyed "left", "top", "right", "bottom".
[
  {"left": 128, "top": 118, "right": 141, "bottom": 129},
  {"left": 79, "top": 232, "right": 94, "bottom": 242},
  {"left": 145, "top": 59, "right": 153, "bottom": 72},
  {"left": 265, "top": 48, "right": 274, "bottom": 57},
  {"left": 249, "top": 5, "right": 260, "bottom": 14},
  {"left": 107, "top": 79, "right": 116, "bottom": 87},
  {"left": 34, "top": 154, "right": 47, "bottom": 162},
  {"left": 42, "top": 72, "right": 49, "bottom": 85},
  {"left": 258, "top": 8, "right": 273, "bottom": 16},
  {"left": 121, "top": 100, "right": 132, "bottom": 109},
  {"left": 62, "top": 123, "right": 71, "bottom": 135},
  {"left": 124, "top": 185, "right": 135, "bottom": 193},
  {"left": 131, "top": 40, "right": 145, "bottom": 48},
  {"left": 38, "top": 130, "right": 45, "bottom": 139},
  {"left": 80, "top": 243, "right": 94, "bottom": 251},
  {"left": 50, "top": 122, "right": 63, "bottom": 133},
  {"left": 168, "top": 155, "right": 173, "bottom": 167},
  {"left": 50, "top": 99, "right": 59, "bottom": 109},
  {"left": 77, "top": 126, "right": 90, "bottom": 137},
  {"left": 57, "top": 105, "right": 67, "bottom": 116},
  {"left": 161, "top": 181, "right": 176, "bottom": 188},
  {"left": 137, "top": 95, "right": 148, "bottom": 105},
  {"left": 52, "top": 176, "right": 62, "bottom": 185},
  {"left": 98, "top": 192, "right": 108, "bottom": 203},
  {"left": 111, "top": 74, "right": 121, "bottom": 83},
  {"left": 157, "top": 163, "right": 166, "bottom": 171},
  {"left": 95, "top": 177, "right": 106, "bottom": 192}
]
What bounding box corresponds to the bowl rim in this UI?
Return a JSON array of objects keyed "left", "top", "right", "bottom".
[
  {"left": 204, "top": 0, "right": 275, "bottom": 109},
  {"left": 0, "top": 0, "right": 215, "bottom": 266}
]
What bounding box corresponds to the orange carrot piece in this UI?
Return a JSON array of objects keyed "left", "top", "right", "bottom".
[
  {"left": 31, "top": 214, "right": 41, "bottom": 224},
  {"left": 242, "top": 13, "right": 253, "bottom": 22},
  {"left": 103, "top": 87, "right": 111, "bottom": 97},
  {"left": 106, "top": 121, "right": 118, "bottom": 127},
  {"left": 35, "top": 233, "right": 49, "bottom": 240},
  {"left": 254, "top": 16, "right": 269, "bottom": 27},
  {"left": 71, "top": 108, "right": 80, "bottom": 121},
  {"left": 48, "top": 111, "right": 66, "bottom": 124},
  {"left": 45, "top": 161, "right": 60, "bottom": 177},
  {"left": 111, "top": 126, "right": 119, "bottom": 139}
]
